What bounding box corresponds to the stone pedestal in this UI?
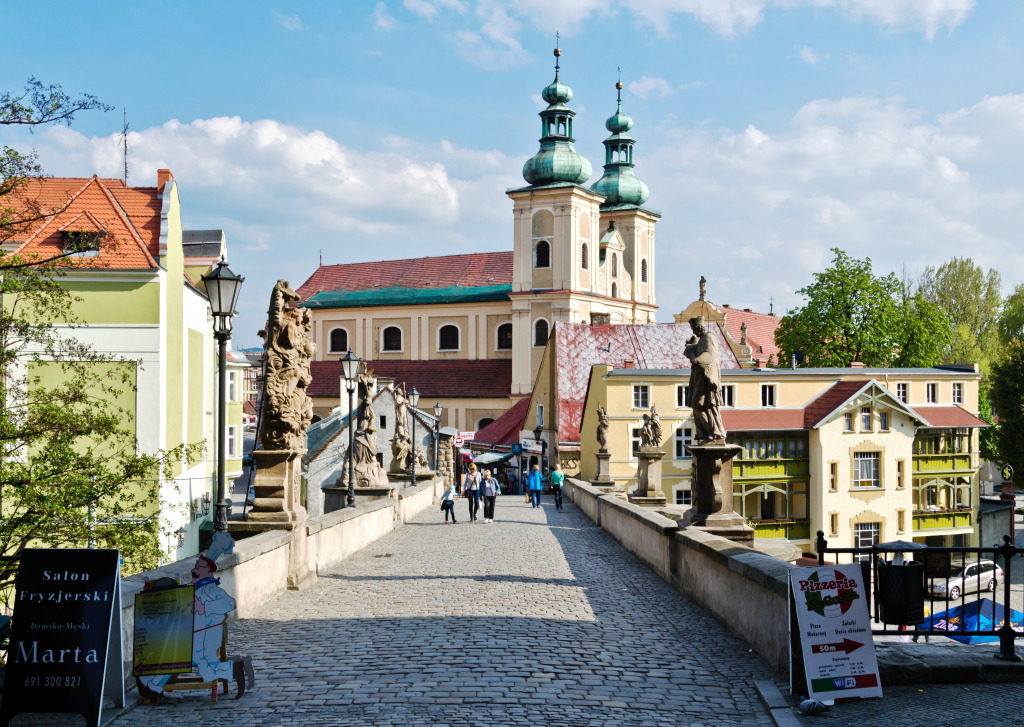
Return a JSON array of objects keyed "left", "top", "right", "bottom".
[
  {"left": 629, "top": 447, "right": 668, "bottom": 507},
  {"left": 592, "top": 450, "right": 613, "bottom": 484},
  {"left": 244, "top": 449, "right": 316, "bottom": 589},
  {"left": 679, "top": 442, "right": 753, "bottom": 544}
]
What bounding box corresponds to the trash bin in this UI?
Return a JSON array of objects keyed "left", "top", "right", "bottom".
[{"left": 876, "top": 560, "right": 926, "bottom": 625}]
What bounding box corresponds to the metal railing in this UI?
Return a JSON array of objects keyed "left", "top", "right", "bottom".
[{"left": 815, "top": 530, "right": 1023, "bottom": 661}]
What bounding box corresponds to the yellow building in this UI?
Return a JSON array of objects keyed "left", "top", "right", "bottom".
[{"left": 579, "top": 364, "right": 986, "bottom": 552}]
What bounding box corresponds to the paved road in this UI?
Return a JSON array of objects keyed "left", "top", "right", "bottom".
[{"left": 112, "top": 495, "right": 782, "bottom": 726}]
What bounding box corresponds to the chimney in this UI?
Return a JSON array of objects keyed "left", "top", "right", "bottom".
[
  {"left": 157, "top": 169, "right": 174, "bottom": 188},
  {"left": 850, "top": 361, "right": 865, "bottom": 368},
  {"left": 623, "top": 358, "right": 634, "bottom": 369},
  {"left": 744, "top": 308, "right": 752, "bottom": 312}
]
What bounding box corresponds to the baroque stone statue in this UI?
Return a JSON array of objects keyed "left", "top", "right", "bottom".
[
  {"left": 740, "top": 321, "right": 748, "bottom": 346},
  {"left": 349, "top": 372, "right": 388, "bottom": 486},
  {"left": 640, "top": 404, "right": 662, "bottom": 448},
  {"left": 596, "top": 405, "right": 610, "bottom": 452},
  {"left": 389, "top": 383, "right": 429, "bottom": 475},
  {"left": 684, "top": 316, "right": 726, "bottom": 444},
  {"left": 258, "top": 280, "right": 315, "bottom": 451}
]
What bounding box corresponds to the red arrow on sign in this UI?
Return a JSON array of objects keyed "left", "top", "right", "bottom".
[{"left": 811, "top": 638, "right": 864, "bottom": 655}]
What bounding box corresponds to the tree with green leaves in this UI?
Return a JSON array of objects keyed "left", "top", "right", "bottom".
[
  {"left": 775, "top": 248, "right": 950, "bottom": 368},
  {"left": 0, "top": 80, "right": 189, "bottom": 595},
  {"left": 989, "top": 339, "right": 1024, "bottom": 479},
  {"left": 997, "top": 283, "right": 1024, "bottom": 346},
  {"left": 918, "top": 258, "right": 1002, "bottom": 367}
]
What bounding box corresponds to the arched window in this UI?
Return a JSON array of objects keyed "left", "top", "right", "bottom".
[
  {"left": 382, "top": 326, "right": 402, "bottom": 352},
  {"left": 438, "top": 324, "right": 460, "bottom": 351},
  {"left": 534, "top": 319, "right": 549, "bottom": 347},
  {"left": 329, "top": 328, "right": 348, "bottom": 353},
  {"left": 641, "top": 259, "right": 648, "bottom": 283},
  {"left": 611, "top": 283, "right": 618, "bottom": 298},
  {"left": 477, "top": 418, "right": 495, "bottom": 430},
  {"left": 535, "top": 240, "right": 550, "bottom": 268},
  {"left": 611, "top": 253, "right": 617, "bottom": 277},
  {"left": 496, "top": 322, "right": 513, "bottom": 350},
  {"left": 581, "top": 243, "right": 589, "bottom": 269}
]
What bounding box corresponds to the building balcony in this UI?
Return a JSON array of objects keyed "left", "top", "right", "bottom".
[
  {"left": 750, "top": 519, "right": 810, "bottom": 540},
  {"left": 912, "top": 453, "right": 974, "bottom": 474},
  {"left": 913, "top": 507, "right": 973, "bottom": 531}
]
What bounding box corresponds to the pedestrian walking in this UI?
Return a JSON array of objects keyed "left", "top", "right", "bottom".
[
  {"left": 462, "top": 462, "right": 481, "bottom": 521},
  {"left": 527, "top": 464, "right": 544, "bottom": 508},
  {"left": 508, "top": 471, "right": 518, "bottom": 495},
  {"left": 550, "top": 462, "right": 565, "bottom": 510},
  {"left": 481, "top": 469, "right": 500, "bottom": 523},
  {"left": 441, "top": 483, "right": 457, "bottom": 523}
]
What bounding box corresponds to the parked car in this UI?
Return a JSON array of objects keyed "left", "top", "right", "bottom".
[
  {"left": 928, "top": 560, "right": 1003, "bottom": 600},
  {"left": 246, "top": 484, "right": 255, "bottom": 507},
  {"left": 242, "top": 452, "right": 253, "bottom": 467}
]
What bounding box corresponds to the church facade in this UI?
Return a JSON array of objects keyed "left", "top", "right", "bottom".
[{"left": 297, "top": 48, "right": 662, "bottom": 426}]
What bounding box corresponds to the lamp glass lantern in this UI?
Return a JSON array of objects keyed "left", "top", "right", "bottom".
[
  {"left": 433, "top": 402, "right": 442, "bottom": 419},
  {"left": 202, "top": 257, "right": 245, "bottom": 333},
  {"left": 409, "top": 386, "right": 420, "bottom": 408},
  {"left": 340, "top": 348, "right": 360, "bottom": 384}
]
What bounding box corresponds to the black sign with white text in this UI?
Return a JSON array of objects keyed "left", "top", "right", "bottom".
[{"left": 0, "top": 548, "right": 123, "bottom": 727}]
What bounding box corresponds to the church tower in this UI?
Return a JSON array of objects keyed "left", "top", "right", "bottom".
[
  {"left": 590, "top": 80, "right": 659, "bottom": 323},
  {"left": 508, "top": 54, "right": 659, "bottom": 396}
]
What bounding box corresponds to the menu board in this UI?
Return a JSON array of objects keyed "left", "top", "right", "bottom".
[
  {"left": 790, "top": 564, "right": 883, "bottom": 702},
  {"left": 0, "top": 548, "right": 124, "bottom": 727},
  {"left": 133, "top": 584, "right": 195, "bottom": 676}
]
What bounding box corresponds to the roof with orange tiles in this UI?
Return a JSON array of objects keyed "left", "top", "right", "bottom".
[
  {"left": 309, "top": 359, "right": 512, "bottom": 399},
  {"left": 916, "top": 406, "right": 989, "bottom": 428},
  {"left": 295, "top": 252, "right": 513, "bottom": 300},
  {"left": 718, "top": 304, "right": 783, "bottom": 360},
  {"left": 471, "top": 396, "right": 530, "bottom": 449},
  {"left": 557, "top": 321, "right": 741, "bottom": 447},
  {"left": 9, "top": 176, "right": 162, "bottom": 269}
]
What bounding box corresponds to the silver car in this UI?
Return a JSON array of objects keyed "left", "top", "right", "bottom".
[{"left": 928, "top": 560, "right": 1003, "bottom": 600}]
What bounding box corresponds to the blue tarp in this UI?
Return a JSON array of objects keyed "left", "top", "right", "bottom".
[{"left": 920, "top": 598, "right": 1024, "bottom": 644}]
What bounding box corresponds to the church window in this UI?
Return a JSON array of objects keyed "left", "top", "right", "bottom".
[
  {"left": 382, "top": 326, "right": 402, "bottom": 352},
  {"left": 581, "top": 243, "right": 589, "bottom": 269},
  {"left": 535, "top": 240, "right": 550, "bottom": 268},
  {"left": 641, "top": 259, "right": 648, "bottom": 283},
  {"left": 496, "top": 322, "right": 513, "bottom": 350},
  {"left": 534, "top": 319, "right": 549, "bottom": 347},
  {"left": 611, "top": 253, "right": 617, "bottom": 277},
  {"left": 329, "top": 328, "right": 348, "bottom": 353},
  {"left": 438, "top": 324, "right": 460, "bottom": 351},
  {"left": 611, "top": 283, "right": 618, "bottom": 298}
]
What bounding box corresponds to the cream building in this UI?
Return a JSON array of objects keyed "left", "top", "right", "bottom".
[{"left": 579, "top": 364, "right": 987, "bottom": 552}]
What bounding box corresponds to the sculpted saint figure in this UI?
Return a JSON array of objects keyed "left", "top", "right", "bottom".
[
  {"left": 640, "top": 405, "right": 662, "bottom": 448},
  {"left": 684, "top": 316, "right": 726, "bottom": 444},
  {"left": 596, "top": 406, "right": 610, "bottom": 452}
]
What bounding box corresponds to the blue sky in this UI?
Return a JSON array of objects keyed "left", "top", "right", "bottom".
[{"left": 3, "top": 0, "right": 1023, "bottom": 347}]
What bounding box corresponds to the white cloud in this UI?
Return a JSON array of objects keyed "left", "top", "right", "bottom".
[
  {"left": 797, "top": 45, "right": 820, "bottom": 64},
  {"left": 627, "top": 76, "right": 674, "bottom": 100},
  {"left": 641, "top": 92, "right": 1024, "bottom": 317},
  {"left": 372, "top": 2, "right": 396, "bottom": 30},
  {"left": 404, "top": 0, "right": 467, "bottom": 20},
  {"left": 274, "top": 12, "right": 304, "bottom": 32}
]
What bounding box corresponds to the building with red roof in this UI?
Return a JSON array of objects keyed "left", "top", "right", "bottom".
[
  {"left": 580, "top": 361, "right": 987, "bottom": 553},
  {"left": 6, "top": 169, "right": 244, "bottom": 561}
]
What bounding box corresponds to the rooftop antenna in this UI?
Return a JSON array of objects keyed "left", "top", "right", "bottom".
[
  {"left": 769, "top": 296, "right": 774, "bottom": 315},
  {"left": 117, "top": 108, "right": 130, "bottom": 183},
  {"left": 319, "top": 249, "right": 322, "bottom": 266}
]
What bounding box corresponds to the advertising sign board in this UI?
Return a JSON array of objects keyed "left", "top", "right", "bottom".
[
  {"left": 0, "top": 548, "right": 124, "bottom": 727},
  {"left": 790, "top": 564, "right": 882, "bottom": 702},
  {"left": 458, "top": 431, "right": 476, "bottom": 442},
  {"left": 133, "top": 584, "right": 195, "bottom": 677}
]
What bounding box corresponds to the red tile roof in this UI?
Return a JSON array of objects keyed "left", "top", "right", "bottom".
[
  {"left": 9, "top": 176, "right": 162, "bottom": 269},
  {"left": 471, "top": 396, "right": 530, "bottom": 448},
  {"left": 917, "top": 406, "right": 989, "bottom": 428},
  {"left": 556, "top": 321, "right": 741, "bottom": 446},
  {"left": 722, "top": 409, "right": 807, "bottom": 431},
  {"left": 803, "top": 381, "right": 869, "bottom": 428},
  {"left": 309, "top": 359, "right": 512, "bottom": 399},
  {"left": 719, "top": 305, "right": 783, "bottom": 359},
  {"left": 296, "top": 252, "right": 513, "bottom": 300}
]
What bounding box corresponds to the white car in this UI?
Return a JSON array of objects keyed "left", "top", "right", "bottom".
[{"left": 928, "top": 560, "right": 1002, "bottom": 600}]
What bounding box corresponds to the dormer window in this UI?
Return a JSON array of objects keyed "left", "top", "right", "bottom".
[{"left": 63, "top": 230, "right": 106, "bottom": 256}]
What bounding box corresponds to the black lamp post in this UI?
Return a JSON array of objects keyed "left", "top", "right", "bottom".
[
  {"left": 201, "top": 257, "right": 244, "bottom": 533},
  {"left": 534, "top": 425, "right": 546, "bottom": 473},
  {"left": 340, "top": 348, "right": 361, "bottom": 508},
  {"left": 409, "top": 386, "right": 420, "bottom": 484},
  {"left": 433, "top": 402, "right": 442, "bottom": 470}
]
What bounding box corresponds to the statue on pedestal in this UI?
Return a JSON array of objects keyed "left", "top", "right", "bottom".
[
  {"left": 684, "top": 315, "right": 726, "bottom": 445},
  {"left": 596, "top": 406, "right": 610, "bottom": 452},
  {"left": 348, "top": 373, "right": 388, "bottom": 487},
  {"left": 640, "top": 405, "right": 662, "bottom": 448},
  {"left": 389, "top": 383, "right": 429, "bottom": 475}
]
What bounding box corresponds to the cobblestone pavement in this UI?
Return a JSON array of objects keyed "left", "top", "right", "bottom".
[{"left": 108, "top": 496, "right": 783, "bottom": 726}]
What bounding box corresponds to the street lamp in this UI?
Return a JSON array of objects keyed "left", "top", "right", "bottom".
[
  {"left": 534, "top": 424, "right": 546, "bottom": 473},
  {"left": 340, "top": 348, "right": 361, "bottom": 508},
  {"left": 202, "top": 257, "right": 244, "bottom": 533},
  {"left": 408, "top": 386, "right": 421, "bottom": 484},
  {"left": 433, "top": 402, "right": 442, "bottom": 471}
]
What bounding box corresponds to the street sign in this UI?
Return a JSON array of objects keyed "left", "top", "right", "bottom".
[
  {"left": 453, "top": 436, "right": 464, "bottom": 447},
  {"left": 459, "top": 431, "right": 476, "bottom": 441},
  {"left": 790, "top": 564, "right": 882, "bottom": 702},
  {"left": 1002, "top": 464, "right": 1014, "bottom": 482},
  {"left": 521, "top": 439, "right": 543, "bottom": 454},
  {"left": 511, "top": 443, "right": 523, "bottom": 454}
]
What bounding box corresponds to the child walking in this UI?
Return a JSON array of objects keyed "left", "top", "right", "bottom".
[{"left": 441, "top": 483, "right": 457, "bottom": 523}]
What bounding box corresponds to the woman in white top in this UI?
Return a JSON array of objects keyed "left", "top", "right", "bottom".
[{"left": 462, "top": 463, "right": 482, "bottom": 522}]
